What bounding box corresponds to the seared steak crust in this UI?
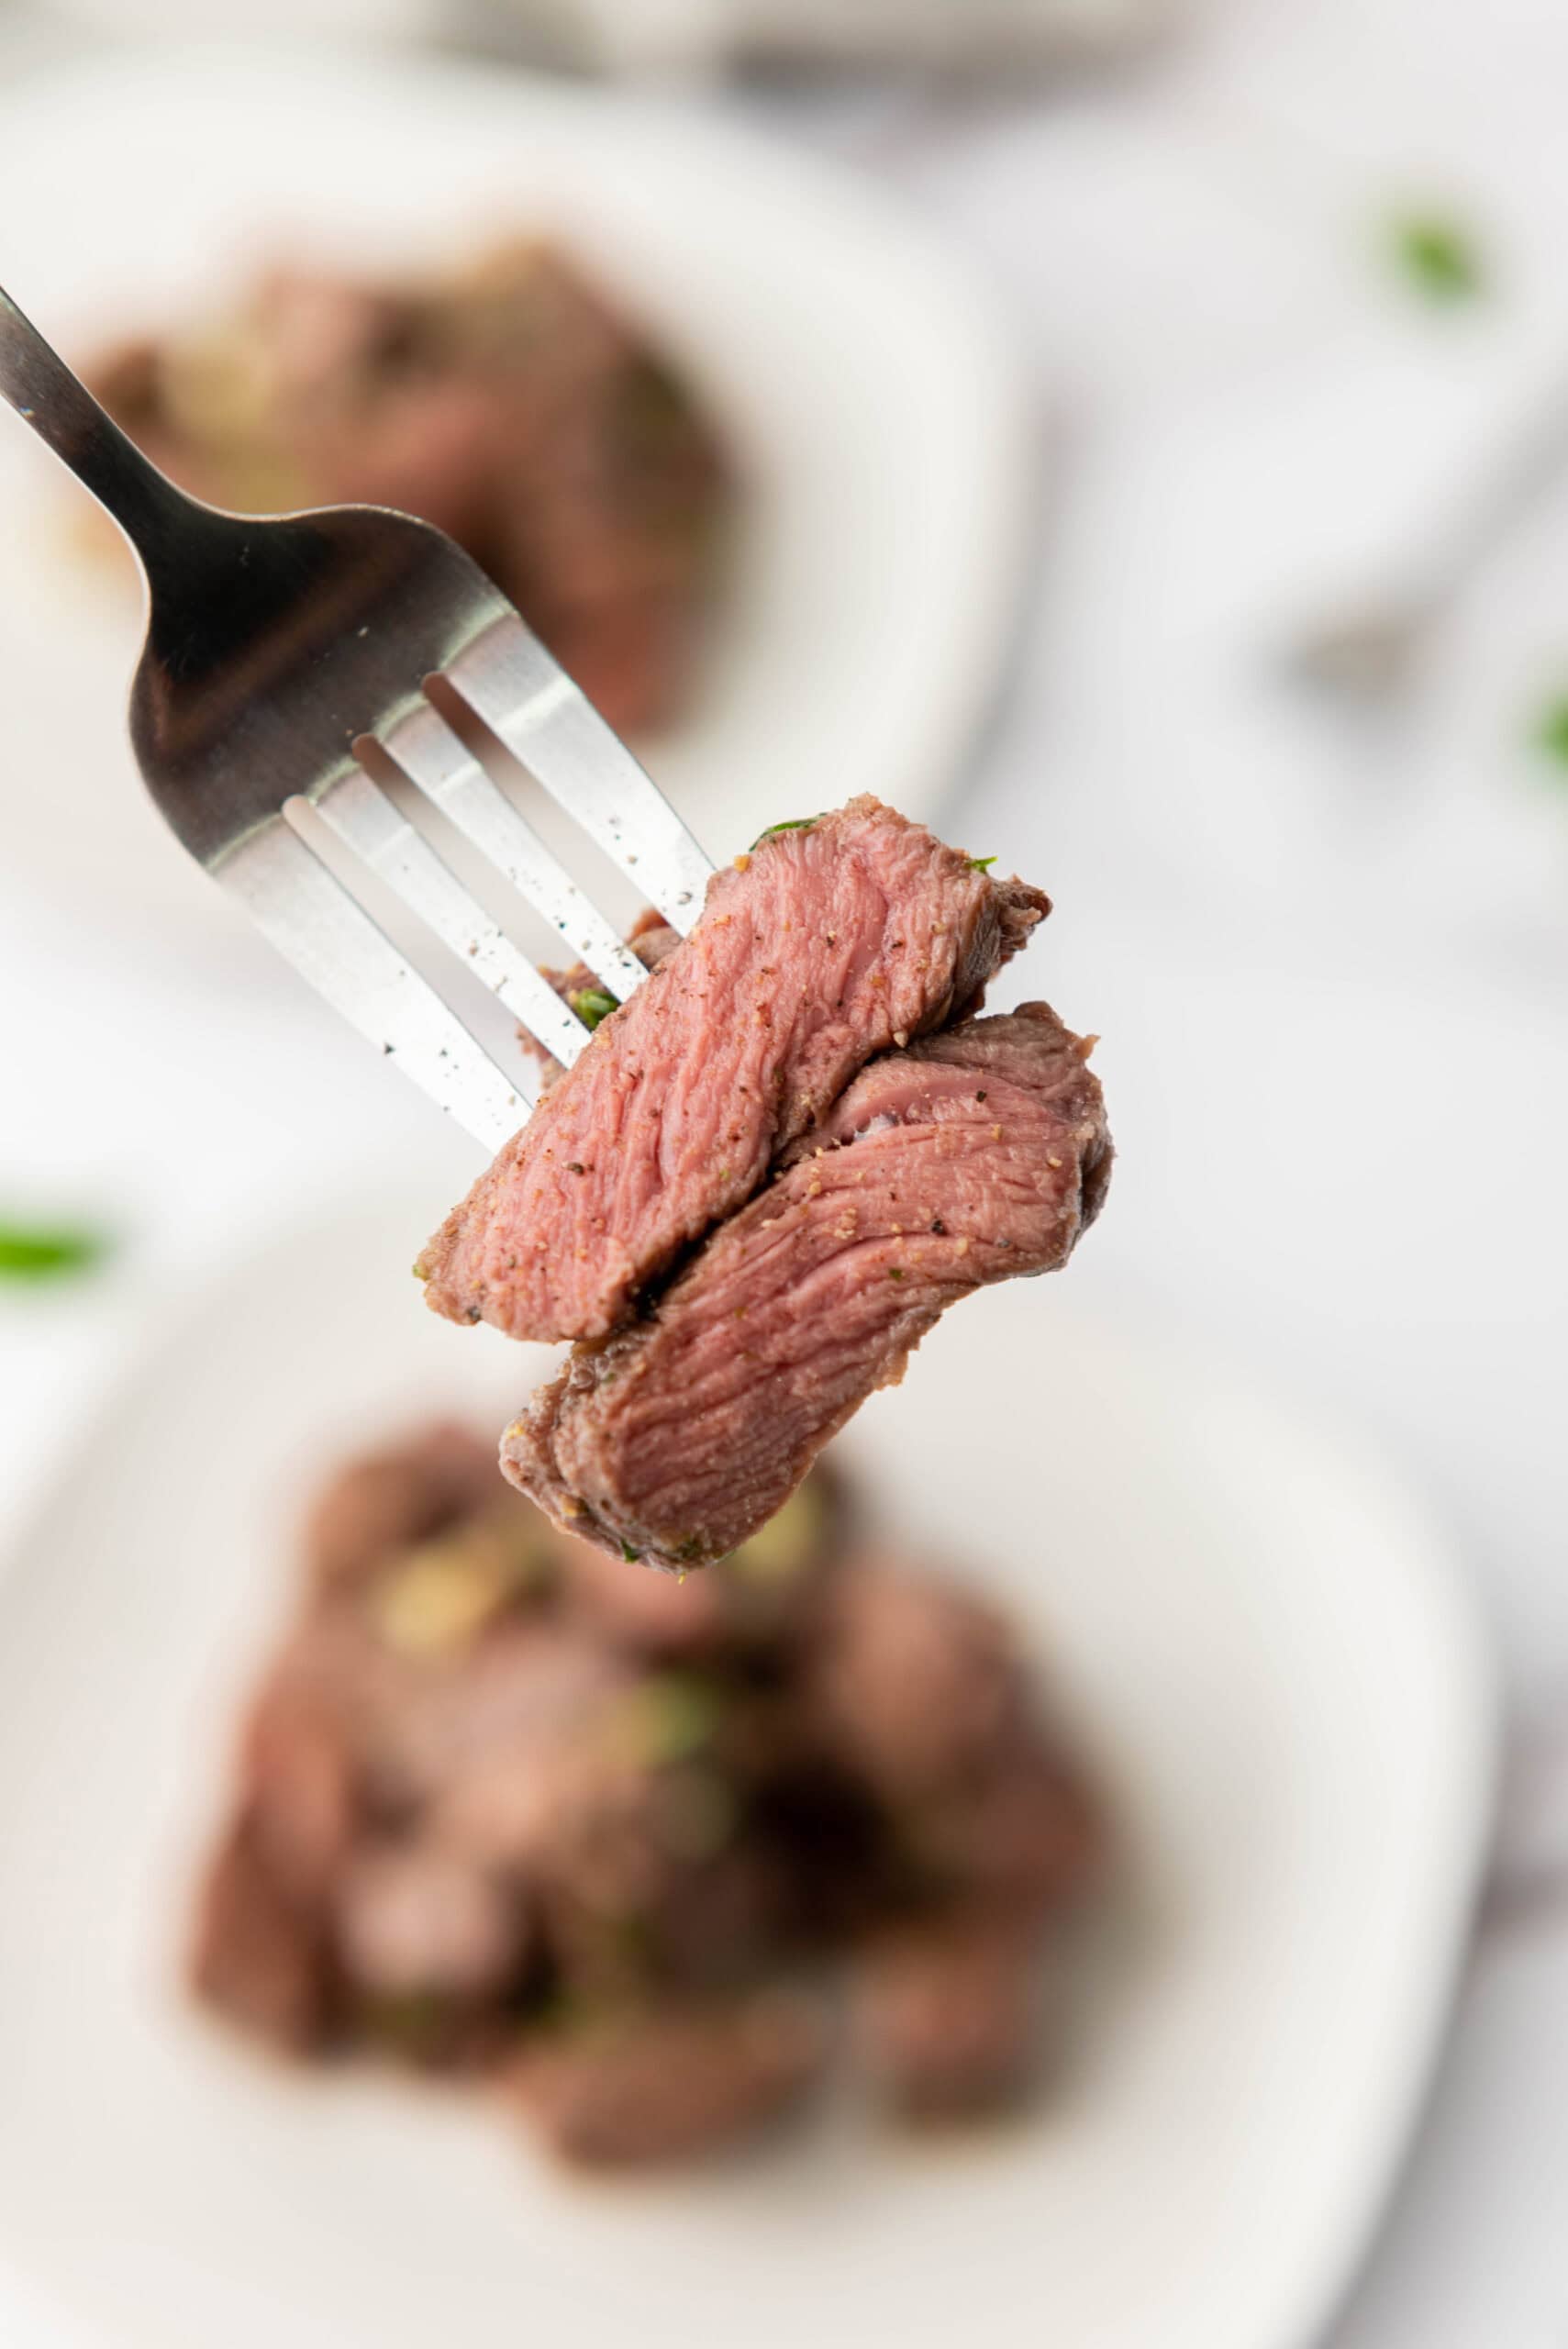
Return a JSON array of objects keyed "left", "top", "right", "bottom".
[
  {"left": 502, "top": 1004, "right": 1110, "bottom": 1566},
  {"left": 416, "top": 798, "right": 1049, "bottom": 1344}
]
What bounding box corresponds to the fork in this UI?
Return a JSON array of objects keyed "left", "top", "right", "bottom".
[
  {"left": 1286, "top": 346, "right": 1568, "bottom": 706},
  {"left": 0, "top": 284, "right": 715, "bottom": 1151}
]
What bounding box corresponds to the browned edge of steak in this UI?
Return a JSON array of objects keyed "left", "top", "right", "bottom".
[
  {"left": 501, "top": 1003, "right": 1110, "bottom": 1568},
  {"left": 415, "top": 797, "right": 1050, "bottom": 1346}
]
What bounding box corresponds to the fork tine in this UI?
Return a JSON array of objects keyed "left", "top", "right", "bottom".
[
  {"left": 445, "top": 614, "right": 714, "bottom": 934},
  {"left": 217, "top": 818, "right": 530, "bottom": 1152},
  {"left": 317, "top": 764, "right": 591, "bottom": 1070},
  {"left": 380, "top": 700, "right": 649, "bottom": 1000}
]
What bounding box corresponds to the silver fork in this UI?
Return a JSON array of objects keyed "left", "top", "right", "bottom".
[{"left": 0, "top": 284, "right": 714, "bottom": 1150}]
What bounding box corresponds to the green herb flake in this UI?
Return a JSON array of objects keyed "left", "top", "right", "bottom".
[
  {"left": 606, "top": 1672, "right": 725, "bottom": 1770},
  {"left": 751, "top": 816, "right": 822, "bottom": 852},
  {"left": 570, "top": 987, "right": 619, "bottom": 1031},
  {"left": 0, "top": 1223, "right": 107, "bottom": 1283},
  {"left": 1534, "top": 695, "right": 1568, "bottom": 770},
  {"left": 619, "top": 1540, "right": 642, "bottom": 1564},
  {"left": 966, "top": 855, "right": 997, "bottom": 873},
  {"left": 1389, "top": 211, "right": 1484, "bottom": 304}
]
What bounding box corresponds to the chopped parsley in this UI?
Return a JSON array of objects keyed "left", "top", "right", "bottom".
[
  {"left": 619, "top": 1539, "right": 641, "bottom": 1563},
  {"left": 751, "top": 816, "right": 821, "bottom": 851},
  {"left": 0, "top": 1222, "right": 107, "bottom": 1282},
  {"left": 966, "top": 855, "right": 997, "bottom": 873},
  {"left": 570, "top": 987, "right": 618, "bottom": 1030},
  {"left": 1389, "top": 211, "right": 1484, "bottom": 304},
  {"left": 1534, "top": 694, "right": 1568, "bottom": 770}
]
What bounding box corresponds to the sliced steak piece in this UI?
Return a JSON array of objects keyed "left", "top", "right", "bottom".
[
  {"left": 190, "top": 1815, "right": 332, "bottom": 2053},
  {"left": 904, "top": 1725, "right": 1102, "bottom": 1915},
  {"left": 852, "top": 1911, "right": 1046, "bottom": 2120},
  {"left": 507, "top": 1989, "right": 825, "bottom": 2165},
  {"left": 332, "top": 1844, "right": 529, "bottom": 2002},
  {"left": 806, "top": 1557, "right": 1026, "bottom": 1806},
  {"left": 416, "top": 797, "right": 1049, "bottom": 1343},
  {"left": 304, "top": 1422, "right": 501, "bottom": 1593},
  {"left": 239, "top": 1674, "right": 360, "bottom": 1904},
  {"left": 501, "top": 1003, "right": 1110, "bottom": 1568}
]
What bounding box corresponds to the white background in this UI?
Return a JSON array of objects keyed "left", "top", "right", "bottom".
[{"left": 1, "top": 0, "right": 1566, "bottom": 2339}]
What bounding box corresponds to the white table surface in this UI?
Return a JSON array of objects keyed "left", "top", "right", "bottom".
[{"left": 2, "top": 0, "right": 1566, "bottom": 2341}]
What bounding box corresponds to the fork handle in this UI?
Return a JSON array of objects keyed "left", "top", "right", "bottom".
[{"left": 0, "top": 283, "right": 191, "bottom": 565}]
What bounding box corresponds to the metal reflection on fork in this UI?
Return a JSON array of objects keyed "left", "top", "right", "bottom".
[{"left": 0, "top": 282, "right": 714, "bottom": 1151}]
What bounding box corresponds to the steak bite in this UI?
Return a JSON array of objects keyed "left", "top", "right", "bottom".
[
  {"left": 415, "top": 798, "right": 1050, "bottom": 1344},
  {"left": 332, "top": 1845, "right": 529, "bottom": 2004},
  {"left": 507, "top": 1990, "right": 826, "bottom": 2167},
  {"left": 805, "top": 1558, "right": 1026, "bottom": 1806},
  {"left": 189, "top": 1815, "right": 332, "bottom": 2054},
  {"left": 903, "top": 1726, "right": 1101, "bottom": 1914},
  {"left": 502, "top": 1003, "right": 1111, "bottom": 1568},
  {"left": 852, "top": 1912, "right": 1047, "bottom": 2121},
  {"left": 304, "top": 1422, "right": 500, "bottom": 1594}
]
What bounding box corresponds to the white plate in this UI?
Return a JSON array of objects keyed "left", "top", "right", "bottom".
[
  {"left": 0, "top": 1186, "right": 1493, "bottom": 2349},
  {"left": 0, "top": 42, "right": 1034, "bottom": 939}
]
